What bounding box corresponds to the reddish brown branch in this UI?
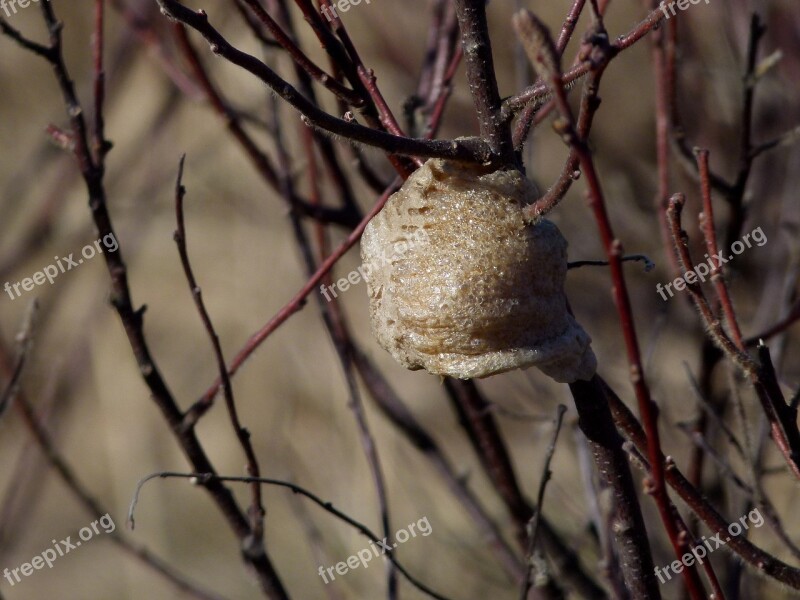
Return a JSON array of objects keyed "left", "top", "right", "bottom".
[
  {"left": 502, "top": 4, "right": 667, "bottom": 119},
  {"left": 515, "top": 11, "right": 706, "bottom": 598},
  {"left": 604, "top": 377, "right": 800, "bottom": 590},
  {"left": 695, "top": 148, "right": 746, "bottom": 348},
  {"left": 667, "top": 195, "right": 800, "bottom": 481},
  {"left": 195, "top": 179, "right": 400, "bottom": 411}
]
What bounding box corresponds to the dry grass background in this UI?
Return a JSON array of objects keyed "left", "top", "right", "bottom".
[{"left": 0, "top": 0, "right": 799, "bottom": 599}]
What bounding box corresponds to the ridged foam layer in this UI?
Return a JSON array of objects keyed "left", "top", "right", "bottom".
[{"left": 361, "top": 158, "right": 596, "bottom": 383}]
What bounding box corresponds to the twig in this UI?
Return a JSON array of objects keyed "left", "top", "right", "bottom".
[
  {"left": 675, "top": 422, "right": 752, "bottom": 495},
  {"left": 515, "top": 11, "right": 701, "bottom": 597},
  {"left": 350, "top": 349, "right": 526, "bottom": 584},
  {"left": 520, "top": 405, "right": 567, "bottom": 600},
  {"left": 682, "top": 362, "right": 747, "bottom": 462},
  {"left": 173, "top": 156, "right": 265, "bottom": 541},
  {"left": 256, "top": 0, "right": 364, "bottom": 220},
  {"left": 669, "top": 15, "right": 767, "bottom": 248},
  {"left": 649, "top": 0, "right": 681, "bottom": 276},
  {"left": 92, "top": 0, "right": 110, "bottom": 165},
  {"left": 696, "top": 148, "right": 745, "bottom": 348},
  {"left": 750, "top": 124, "right": 800, "bottom": 158},
  {"left": 193, "top": 178, "right": 400, "bottom": 413},
  {"left": 0, "top": 300, "right": 37, "bottom": 419},
  {"left": 568, "top": 254, "right": 654, "bottom": 271},
  {"left": 444, "top": 380, "right": 592, "bottom": 599},
  {"left": 171, "top": 23, "right": 359, "bottom": 228},
  {"left": 155, "top": 0, "right": 495, "bottom": 165},
  {"left": 423, "top": 27, "right": 464, "bottom": 140},
  {"left": 512, "top": 0, "right": 588, "bottom": 149},
  {"left": 1, "top": 6, "right": 289, "bottom": 596},
  {"left": 287, "top": 0, "right": 413, "bottom": 178},
  {"left": 515, "top": 9, "right": 611, "bottom": 219},
  {"left": 604, "top": 376, "right": 800, "bottom": 589},
  {"left": 667, "top": 195, "right": 800, "bottom": 480},
  {"left": 744, "top": 299, "right": 800, "bottom": 346},
  {"left": 273, "top": 103, "right": 398, "bottom": 598},
  {"left": 268, "top": 0, "right": 418, "bottom": 177},
  {"left": 502, "top": 4, "right": 668, "bottom": 119},
  {"left": 238, "top": 0, "right": 362, "bottom": 106},
  {"left": 2, "top": 308, "right": 227, "bottom": 600},
  {"left": 129, "top": 472, "right": 453, "bottom": 600}
]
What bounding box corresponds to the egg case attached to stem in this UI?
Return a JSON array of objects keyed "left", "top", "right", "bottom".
[{"left": 361, "top": 158, "right": 596, "bottom": 383}]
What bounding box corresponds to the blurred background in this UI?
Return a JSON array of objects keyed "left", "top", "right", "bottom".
[{"left": 0, "top": 0, "right": 799, "bottom": 598}]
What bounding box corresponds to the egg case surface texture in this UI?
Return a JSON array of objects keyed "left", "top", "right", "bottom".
[{"left": 361, "top": 158, "right": 597, "bottom": 383}]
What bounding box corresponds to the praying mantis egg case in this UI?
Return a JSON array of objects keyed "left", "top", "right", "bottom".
[{"left": 360, "top": 158, "right": 597, "bottom": 383}]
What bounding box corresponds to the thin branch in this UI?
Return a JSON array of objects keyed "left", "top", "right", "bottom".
[
  {"left": 238, "top": 0, "right": 362, "bottom": 106},
  {"left": 649, "top": 0, "right": 681, "bottom": 276},
  {"left": 155, "top": 0, "right": 494, "bottom": 164},
  {"left": 696, "top": 148, "right": 745, "bottom": 348},
  {"left": 91, "top": 0, "right": 110, "bottom": 165},
  {"left": 350, "top": 349, "right": 526, "bottom": 584},
  {"left": 750, "top": 124, "right": 800, "bottom": 158},
  {"left": 744, "top": 299, "right": 800, "bottom": 346},
  {"left": 502, "top": 4, "right": 668, "bottom": 119},
  {"left": 682, "top": 362, "right": 747, "bottom": 461},
  {"left": 568, "top": 254, "right": 654, "bottom": 271},
  {"left": 520, "top": 405, "right": 567, "bottom": 600},
  {"left": 515, "top": 10, "right": 701, "bottom": 597},
  {"left": 193, "top": 178, "right": 400, "bottom": 414},
  {"left": 1, "top": 6, "right": 289, "bottom": 596},
  {"left": 512, "top": 0, "right": 588, "bottom": 149},
  {"left": 1, "top": 305, "right": 226, "bottom": 600},
  {"left": 273, "top": 104, "right": 399, "bottom": 598},
  {"left": 604, "top": 376, "right": 800, "bottom": 589},
  {"left": 129, "top": 472, "right": 453, "bottom": 600},
  {"left": 171, "top": 23, "right": 360, "bottom": 228},
  {"left": 0, "top": 301, "right": 37, "bottom": 419},
  {"left": 444, "top": 379, "right": 590, "bottom": 599},
  {"left": 667, "top": 195, "right": 800, "bottom": 480},
  {"left": 173, "top": 156, "right": 265, "bottom": 540}
]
